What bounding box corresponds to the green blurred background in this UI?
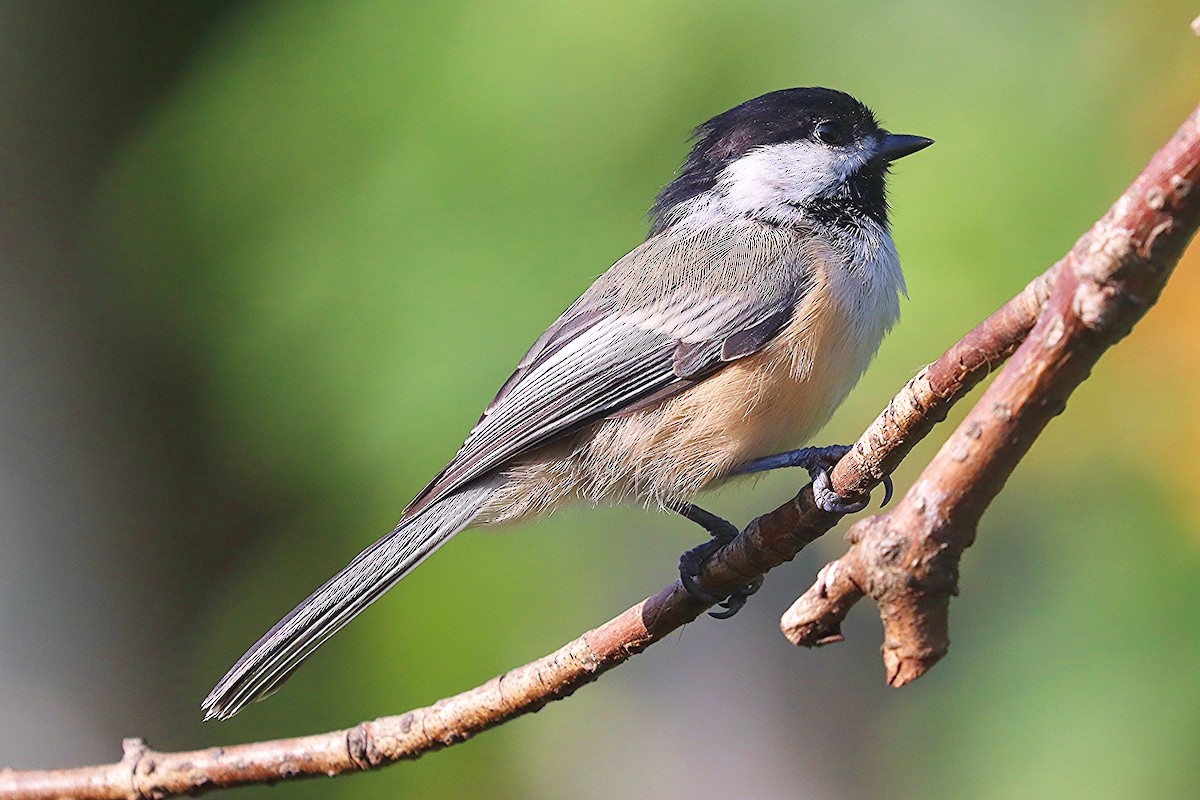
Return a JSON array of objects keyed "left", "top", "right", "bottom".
[{"left": 3, "top": 1, "right": 1199, "bottom": 798}]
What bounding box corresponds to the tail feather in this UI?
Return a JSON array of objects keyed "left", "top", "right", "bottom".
[{"left": 202, "top": 480, "right": 497, "bottom": 720}]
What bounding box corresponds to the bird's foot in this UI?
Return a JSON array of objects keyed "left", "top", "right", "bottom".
[
  {"left": 731, "top": 444, "right": 893, "bottom": 514},
  {"left": 675, "top": 503, "right": 763, "bottom": 619}
]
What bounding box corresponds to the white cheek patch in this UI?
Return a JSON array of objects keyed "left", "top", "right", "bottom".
[{"left": 717, "top": 139, "right": 873, "bottom": 218}]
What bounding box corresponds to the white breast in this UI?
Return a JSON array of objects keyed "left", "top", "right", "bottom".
[{"left": 826, "top": 220, "right": 905, "bottom": 365}]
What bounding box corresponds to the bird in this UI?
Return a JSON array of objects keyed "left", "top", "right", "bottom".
[{"left": 202, "top": 87, "right": 932, "bottom": 720}]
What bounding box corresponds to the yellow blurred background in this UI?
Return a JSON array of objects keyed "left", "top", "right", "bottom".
[{"left": 2, "top": 2, "right": 1199, "bottom": 798}]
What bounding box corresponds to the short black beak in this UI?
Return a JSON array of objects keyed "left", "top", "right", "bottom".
[{"left": 878, "top": 132, "right": 934, "bottom": 162}]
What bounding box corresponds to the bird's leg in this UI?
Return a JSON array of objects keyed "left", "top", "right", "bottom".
[
  {"left": 729, "top": 444, "right": 894, "bottom": 513},
  {"left": 675, "top": 503, "right": 762, "bottom": 619}
]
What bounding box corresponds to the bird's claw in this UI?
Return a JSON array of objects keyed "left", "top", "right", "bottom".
[
  {"left": 678, "top": 534, "right": 761, "bottom": 619},
  {"left": 811, "top": 468, "right": 869, "bottom": 513},
  {"left": 706, "top": 576, "right": 762, "bottom": 619},
  {"left": 800, "top": 445, "right": 893, "bottom": 513}
]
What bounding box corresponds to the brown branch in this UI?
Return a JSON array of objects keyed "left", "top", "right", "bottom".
[
  {"left": 783, "top": 103, "right": 1200, "bottom": 686},
  {"left": 3, "top": 100, "right": 1197, "bottom": 800}
]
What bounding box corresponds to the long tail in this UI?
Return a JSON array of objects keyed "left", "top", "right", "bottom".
[{"left": 202, "top": 479, "right": 498, "bottom": 721}]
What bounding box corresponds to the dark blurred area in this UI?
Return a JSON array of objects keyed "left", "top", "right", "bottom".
[
  {"left": 2, "top": 3, "right": 1199, "bottom": 799},
  {"left": 1, "top": 0, "right": 248, "bottom": 748}
]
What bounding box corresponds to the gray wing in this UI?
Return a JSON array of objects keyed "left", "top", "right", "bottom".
[{"left": 404, "top": 224, "right": 818, "bottom": 517}]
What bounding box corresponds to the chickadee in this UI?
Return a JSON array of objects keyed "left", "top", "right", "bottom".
[{"left": 203, "top": 87, "right": 932, "bottom": 720}]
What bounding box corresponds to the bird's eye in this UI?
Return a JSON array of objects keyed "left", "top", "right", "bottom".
[{"left": 815, "top": 121, "right": 847, "bottom": 146}]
